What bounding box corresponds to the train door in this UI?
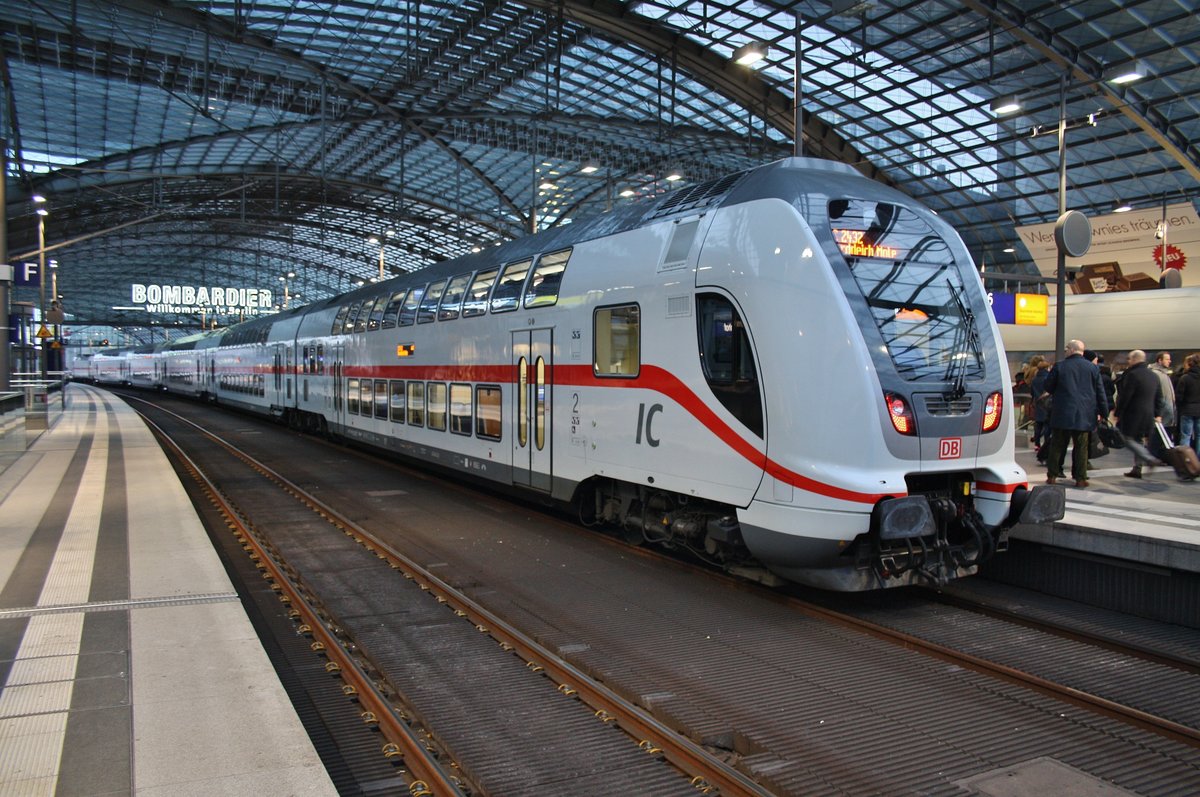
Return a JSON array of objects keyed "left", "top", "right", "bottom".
[
  {"left": 272, "top": 344, "right": 285, "bottom": 408},
  {"left": 330, "top": 342, "right": 346, "bottom": 426},
  {"left": 511, "top": 329, "right": 552, "bottom": 492}
]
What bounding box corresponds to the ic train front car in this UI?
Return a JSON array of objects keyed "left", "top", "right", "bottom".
[{"left": 92, "top": 158, "right": 1065, "bottom": 590}]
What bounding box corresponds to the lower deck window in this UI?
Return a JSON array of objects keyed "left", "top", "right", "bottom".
[
  {"left": 348, "top": 378, "right": 361, "bottom": 414},
  {"left": 374, "top": 379, "right": 388, "bottom": 418},
  {"left": 360, "top": 380, "right": 374, "bottom": 418},
  {"left": 407, "top": 381, "right": 425, "bottom": 426},
  {"left": 450, "top": 383, "right": 472, "bottom": 435},
  {"left": 390, "top": 380, "right": 406, "bottom": 423},
  {"left": 476, "top": 386, "right": 502, "bottom": 440},
  {"left": 427, "top": 383, "right": 447, "bottom": 431}
]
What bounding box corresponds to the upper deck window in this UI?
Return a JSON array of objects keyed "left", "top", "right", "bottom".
[
  {"left": 491, "top": 260, "right": 531, "bottom": 313},
  {"left": 418, "top": 280, "right": 447, "bottom": 323},
  {"left": 463, "top": 268, "right": 498, "bottom": 317},
  {"left": 398, "top": 285, "right": 425, "bottom": 326},
  {"left": 439, "top": 273, "right": 472, "bottom": 321},
  {"left": 828, "top": 199, "right": 983, "bottom": 384},
  {"left": 524, "top": 249, "right": 570, "bottom": 308}
]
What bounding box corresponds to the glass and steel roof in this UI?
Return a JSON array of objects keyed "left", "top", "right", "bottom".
[{"left": 3, "top": 1, "right": 1197, "bottom": 341}]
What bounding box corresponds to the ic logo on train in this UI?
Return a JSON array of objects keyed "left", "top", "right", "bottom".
[{"left": 939, "top": 437, "right": 962, "bottom": 460}]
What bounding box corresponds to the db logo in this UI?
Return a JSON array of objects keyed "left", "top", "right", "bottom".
[{"left": 939, "top": 437, "right": 962, "bottom": 459}]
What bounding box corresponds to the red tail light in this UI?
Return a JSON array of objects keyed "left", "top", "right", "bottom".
[
  {"left": 885, "top": 392, "right": 917, "bottom": 436},
  {"left": 981, "top": 391, "right": 1003, "bottom": 433}
]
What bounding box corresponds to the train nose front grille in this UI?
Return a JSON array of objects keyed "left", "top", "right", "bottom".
[{"left": 922, "top": 395, "right": 973, "bottom": 417}]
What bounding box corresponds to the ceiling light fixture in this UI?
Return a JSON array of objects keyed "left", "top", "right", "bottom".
[
  {"left": 539, "top": 180, "right": 557, "bottom": 190},
  {"left": 1113, "top": 203, "right": 1133, "bottom": 213},
  {"left": 619, "top": 187, "right": 636, "bottom": 197},
  {"left": 1104, "top": 62, "right": 1145, "bottom": 85},
  {"left": 664, "top": 165, "right": 684, "bottom": 182},
  {"left": 732, "top": 41, "right": 768, "bottom": 67},
  {"left": 990, "top": 95, "right": 1021, "bottom": 115},
  {"left": 580, "top": 161, "right": 600, "bottom": 174}
]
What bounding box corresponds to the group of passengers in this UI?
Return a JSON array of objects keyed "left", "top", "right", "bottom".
[{"left": 1014, "top": 345, "right": 1200, "bottom": 487}]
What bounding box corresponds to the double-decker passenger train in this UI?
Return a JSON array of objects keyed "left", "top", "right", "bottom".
[{"left": 88, "top": 157, "right": 1064, "bottom": 590}]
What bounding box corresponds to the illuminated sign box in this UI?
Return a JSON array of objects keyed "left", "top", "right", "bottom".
[
  {"left": 1014, "top": 293, "right": 1048, "bottom": 326},
  {"left": 988, "top": 292, "right": 1048, "bottom": 326}
]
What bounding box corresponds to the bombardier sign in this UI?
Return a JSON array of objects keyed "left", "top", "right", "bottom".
[{"left": 131, "top": 284, "right": 274, "bottom": 315}]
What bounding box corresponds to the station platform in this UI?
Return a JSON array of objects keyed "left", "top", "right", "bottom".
[
  {"left": 1012, "top": 444, "right": 1200, "bottom": 574},
  {"left": 0, "top": 383, "right": 335, "bottom": 796}
]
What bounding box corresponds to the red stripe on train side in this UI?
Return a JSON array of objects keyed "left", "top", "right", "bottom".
[
  {"left": 976, "top": 481, "right": 1023, "bottom": 494},
  {"left": 339, "top": 362, "right": 890, "bottom": 504}
]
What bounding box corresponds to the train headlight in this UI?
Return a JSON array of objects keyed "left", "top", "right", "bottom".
[
  {"left": 981, "top": 390, "right": 1003, "bottom": 433},
  {"left": 884, "top": 392, "right": 917, "bottom": 436}
]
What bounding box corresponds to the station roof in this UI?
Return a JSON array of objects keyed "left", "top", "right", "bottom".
[{"left": 4, "top": 1, "right": 1197, "bottom": 340}]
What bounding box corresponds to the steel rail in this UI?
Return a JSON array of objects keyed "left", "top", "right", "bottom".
[
  {"left": 136, "top": 408, "right": 468, "bottom": 797},
  {"left": 133, "top": 396, "right": 773, "bottom": 797},
  {"left": 922, "top": 587, "right": 1200, "bottom": 676},
  {"left": 770, "top": 593, "right": 1200, "bottom": 751}
]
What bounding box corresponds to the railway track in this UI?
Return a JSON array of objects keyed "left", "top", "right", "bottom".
[
  {"left": 119, "top": 389, "right": 1200, "bottom": 795},
  {"left": 129, "top": 394, "right": 770, "bottom": 797}
]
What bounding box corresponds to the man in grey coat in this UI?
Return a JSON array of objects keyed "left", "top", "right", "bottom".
[{"left": 1042, "top": 339, "right": 1108, "bottom": 488}]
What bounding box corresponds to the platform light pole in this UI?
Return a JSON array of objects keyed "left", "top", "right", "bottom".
[
  {"left": 35, "top": 199, "right": 48, "bottom": 378},
  {"left": 0, "top": 139, "right": 9, "bottom": 390}
]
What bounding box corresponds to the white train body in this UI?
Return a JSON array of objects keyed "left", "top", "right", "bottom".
[{"left": 89, "top": 159, "right": 1063, "bottom": 590}]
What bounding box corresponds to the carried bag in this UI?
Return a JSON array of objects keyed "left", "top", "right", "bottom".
[
  {"left": 1156, "top": 422, "right": 1200, "bottom": 479},
  {"left": 1088, "top": 430, "right": 1110, "bottom": 460},
  {"left": 1096, "top": 419, "right": 1125, "bottom": 449}
]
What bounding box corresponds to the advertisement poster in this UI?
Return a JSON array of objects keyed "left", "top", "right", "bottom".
[{"left": 1015, "top": 202, "right": 1198, "bottom": 288}]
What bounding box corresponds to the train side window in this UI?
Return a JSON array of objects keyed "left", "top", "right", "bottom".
[
  {"left": 342, "top": 304, "right": 362, "bottom": 334},
  {"left": 353, "top": 299, "right": 373, "bottom": 333},
  {"left": 366, "top": 295, "right": 389, "bottom": 331},
  {"left": 593, "top": 304, "right": 640, "bottom": 377},
  {"left": 696, "top": 293, "right": 763, "bottom": 438},
  {"left": 449, "top": 383, "right": 472, "bottom": 436},
  {"left": 373, "top": 379, "right": 388, "bottom": 418},
  {"left": 475, "top": 386, "right": 502, "bottom": 441},
  {"left": 407, "top": 381, "right": 425, "bottom": 426},
  {"left": 463, "top": 268, "right": 498, "bottom": 317},
  {"left": 317, "top": 344, "right": 324, "bottom": 374},
  {"left": 524, "top": 249, "right": 570, "bottom": 309},
  {"left": 427, "top": 383, "right": 448, "bottom": 431},
  {"left": 490, "top": 259, "right": 531, "bottom": 313},
  {"left": 381, "top": 290, "right": 407, "bottom": 330},
  {"left": 332, "top": 305, "right": 350, "bottom": 336},
  {"left": 360, "top": 380, "right": 374, "bottom": 418},
  {"left": 418, "top": 280, "right": 447, "bottom": 324},
  {"left": 439, "top": 274, "right": 472, "bottom": 321},
  {"left": 348, "top": 378, "right": 361, "bottom": 414},
  {"left": 389, "top": 380, "right": 406, "bottom": 423},
  {"left": 398, "top": 285, "right": 425, "bottom": 326},
  {"left": 301, "top": 346, "right": 309, "bottom": 375}
]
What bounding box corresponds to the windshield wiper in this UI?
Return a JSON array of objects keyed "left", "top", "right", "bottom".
[{"left": 943, "top": 279, "right": 981, "bottom": 400}]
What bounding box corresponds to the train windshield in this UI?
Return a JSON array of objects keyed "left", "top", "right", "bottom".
[{"left": 828, "top": 199, "right": 983, "bottom": 384}]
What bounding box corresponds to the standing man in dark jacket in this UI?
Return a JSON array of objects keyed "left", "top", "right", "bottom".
[
  {"left": 1042, "top": 339, "right": 1108, "bottom": 488},
  {"left": 1172, "top": 353, "right": 1200, "bottom": 457},
  {"left": 1114, "top": 349, "right": 1165, "bottom": 479}
]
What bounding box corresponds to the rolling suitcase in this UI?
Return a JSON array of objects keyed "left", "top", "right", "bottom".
[{"left": 1156, "top": 423, "right": 1200, "bottom": 481}]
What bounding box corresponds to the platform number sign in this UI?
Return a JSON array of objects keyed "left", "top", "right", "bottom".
[{"left": 939, "top": 437, "right": 962, "bottom": 460}]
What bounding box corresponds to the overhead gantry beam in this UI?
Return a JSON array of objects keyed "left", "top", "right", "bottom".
[
  {"left": 515, "top": 0, "right": 889, "bottom": 183},
  {"left": 963, "top": 0, "right": 1200, "bottom": 182}
]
